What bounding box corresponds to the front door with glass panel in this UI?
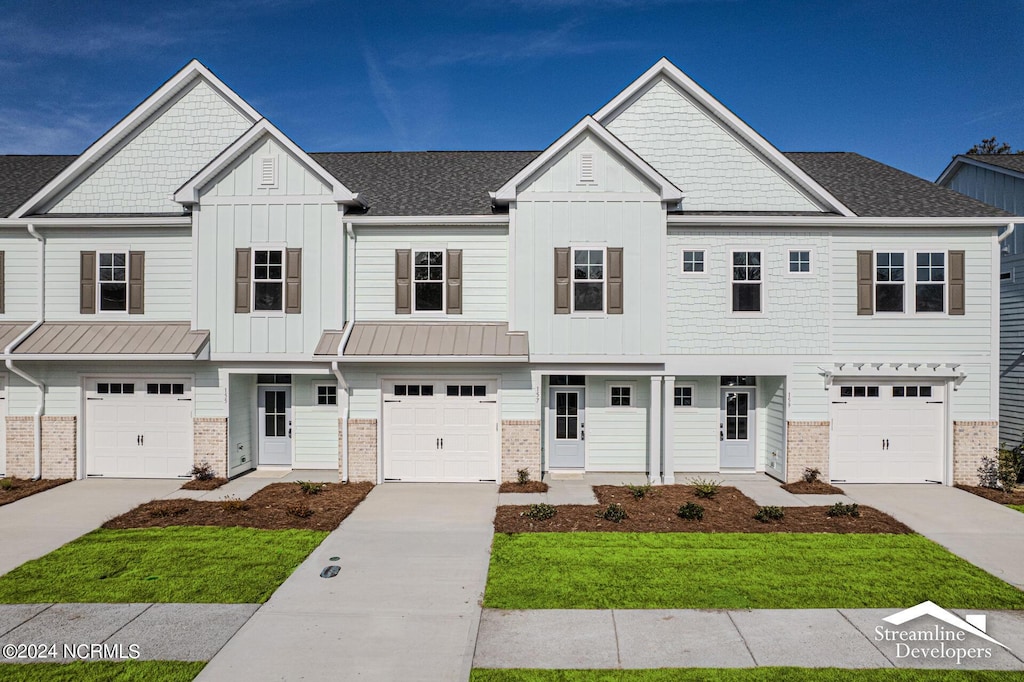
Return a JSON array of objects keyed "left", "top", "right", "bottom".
[
  {"left": 548, "top": 388, "right": 585, "bottom": 468},
  {"left": 258, "top": 386, "right": 292, "bottom": 466},
  {"left": 720, "top": 388, "right": 755, "bottom": 469}
]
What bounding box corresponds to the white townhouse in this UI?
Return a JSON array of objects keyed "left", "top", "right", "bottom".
[{"left": 0, "top": 59, "right": 1012, "bottom": 487}]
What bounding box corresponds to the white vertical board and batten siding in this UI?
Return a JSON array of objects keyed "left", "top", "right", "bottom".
[
  {"left": 513, "top": 133, "right": 663, "bottom": 357},
  {"left": 196, "top": 137, "right": 341, "bottom": 356},
  {"left": 46, "top": 80, "right": 253, "bottom": 214},
  {"left": 603, "top": 77, "right": 820, "bottom": 212},
  {"left": 354, "top": 227, "right": 508, "bottom": 321}
]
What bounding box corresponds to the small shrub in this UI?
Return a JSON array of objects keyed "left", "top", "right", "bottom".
[
  {"left": 516, "top": 468, "right": 532, "bottom": 485},
  {"left": 189, "top": 463, "right": 216, "bottom": 481},
  {"left": 297, "top": 480, "right": 325, "bottom": 495},
  {"left": 625, "top": 482, "right": 653, "bottom": 500},
  {"left": 754, "top": 506, "right": 785, "bottom": 523},
  {"left": 689, "top": 477, "right": 722, "bottom": 499},
  {"left": 826, "top": 502, "right": 861, "bottom": 518},
  {"left": 218, "top": 496, "right": 249, "bottom": 512},
  {"left": 0, "top": 478, "right": 14, "bottom": 491},
  {"left": 522, "top": 503, "right": 556, "bottom": 521},
  {"left": 286, "top": 502, "right": 314, "bottom": 518},
  {"left": 149, "top": 501, "right": 191, "bottom": 518},
  {"left": 979, "top": 445, "right": 1024, "bottom": 492},
  {"left": 802, "top": 467, "right": 822, "bottom": 484},
  {"left": 676, "top": 502, "right": 704, "bottom": 521},
  {"left": 599, "top": 503, "right": 628, "bottom": 523},
  {"left": 978, "top": 455, "right": 999, "bottom": 489}
]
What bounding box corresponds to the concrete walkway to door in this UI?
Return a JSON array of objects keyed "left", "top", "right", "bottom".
[
  {"left": 843, "top": 484, "right": 1024, "bottom": 589},
  {"left": 196, "top": 483, "right": 497, "bottom": 682}
]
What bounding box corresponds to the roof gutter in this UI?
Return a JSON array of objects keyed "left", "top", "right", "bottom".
[
  {"left": 0, "top": 217, "right": 191, "bottom": 228},
  {"left": 4, "top": 224, "right": 46, "bottom": 480},
  {"left": 667, "top": 215, "right": 1018, "bottom": 228}
]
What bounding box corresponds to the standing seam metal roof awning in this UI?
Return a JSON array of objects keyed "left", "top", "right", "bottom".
[
  {"left": 315, "top": 322, "right": 529, "bottom": 359},
  {"left": 11, "top": 322, "right": 210, "bottom": 358}
]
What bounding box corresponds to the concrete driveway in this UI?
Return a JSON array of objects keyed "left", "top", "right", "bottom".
[
  {"left": 843, "top": 484, "right": 1024, "bottom": 589},
  {"left": 0, "top": 478, "right": 181, "bottom": 576},
  {"left": 197, "top": 483, "right": 497, "bottom": 682}
]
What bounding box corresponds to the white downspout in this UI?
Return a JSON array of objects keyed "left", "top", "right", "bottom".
[
  {"left": 333, "top": 221, "right": 357, "bottom": 483},
  {"left": 5, "top": 224, "right": 46, "bottom": 479},
  {"left": 998, "top": 222, "right": 1015, "bottom": 243},
  {"left": 331, "top": 361, "right": 349, "bottom": 483}
]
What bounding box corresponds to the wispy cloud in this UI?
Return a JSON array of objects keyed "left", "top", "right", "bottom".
[
  {"left": 362, "top": 45, "right": 409, "bottom": 146},
  {"left": 961, "top": 100, "right": 1024, "bottom": 126}
]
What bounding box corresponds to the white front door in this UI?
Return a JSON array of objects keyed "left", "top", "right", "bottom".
[
  {"left": 830, "top": 382, "right": 945, "bottom": 483},
  {"left": 548, "top": 388, "right": 585, "bottom": 469},
  {"left": 720, "top": 388, "right": 756, "bottom": 469},
  {"left": 86, "top": 379, "right": 193, "bottom": 478},
  {"left": 258, "top": 386, "right": 292, "bottom": 466}
]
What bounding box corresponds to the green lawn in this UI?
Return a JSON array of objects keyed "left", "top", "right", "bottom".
[
  {"left": 471, "top": 670, "right": 1024, "bottom": 682},
  {"left": 485, "top": 533, "right": 1024, "bottom": 610},
  {"left": 0, "top": 661, "right": 203, "bottom": 682},
  {"left": 0, "top": 526, "right": 327, "bottom": 604},
  {"left": 1008, "top": 504, "right": 1024, "bottom": 514}
]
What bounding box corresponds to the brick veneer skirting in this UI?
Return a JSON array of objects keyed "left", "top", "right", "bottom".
[
  {"left": 953, "top": 420, "right": 998, "bottom": 486},
  {"left": 785, "top": 420, "right": 829, "bottom": 483},
  {"left": 501, "top": 420, "right": 541, "bottom": 482},
  {"left": 193, "top": 418, "right": 228, "bottom": 478},
  {"left": 5, "top": 416, "right": 77, "bottom": 479},
  {"left": 346, "top": 418, "right": 378, "bottom": 483}
]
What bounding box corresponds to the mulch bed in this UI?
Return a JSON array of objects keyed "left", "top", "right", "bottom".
[
  {"left": 498, "top": 481, "right": 549, "bottom": 493},
  {"left": 103, "top": 481, "right": 374, "bottom": 532},
  {"left": 494, "top": 485, "right": 911, "bottom": 534},
  {"left": 781, "top": 480, "right": 845, "bottom": 495},
  {"left": 0, "top": 478, "right": 71, "bottom": 507},
  {"left": 180, "top": 477, "right": 229, "bottom": 491},
  {"left": 956, "top": 484, "right": 1024, "bottom": 506}
]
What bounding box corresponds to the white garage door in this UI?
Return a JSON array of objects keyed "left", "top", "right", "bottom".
[
  {"left": 383, "top": 380, "right": 498, "bottom": 482},
  {"left": 830, "top": 381, "right": 945, "bottom": 483},
  {"left": 86, "top": 379, "right": 194, "bottom": 478}
]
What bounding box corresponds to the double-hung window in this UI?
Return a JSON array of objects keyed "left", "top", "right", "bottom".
[
  {"left": 731, "top": 251, "right": 761, "bottom": 312},
  {"left": 253, "top": 249, "right": 284, "bottom": 311},
  {"left": 98, "top": 252, "right": 128, "bottom": 312},
  {"left": 875, "top": 252, "right": 905, "bottom": 313},
  {"left": 916, "top": 252, "right": 945, "bottom": 313},
  {"left": 413, "top": 250, "right": 444, "bottom": 312},
  {"left": 573, "top": 247, "right": 605, "bottom": 312}
]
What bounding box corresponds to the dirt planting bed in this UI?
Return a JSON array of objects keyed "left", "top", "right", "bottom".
[
  {"left": 956, "top": 484, "right": 1024, "bottom": 506},
  {"left": 0, "top": 478, "right": 71, "bottom": 507},
  {"left": 103, "top": 481, "right": 374, "bottom": 532},
  {"left": 180, "top": 477, "right": 229, "bottom": 491},
  {"left": 494, "top": 485, "right": 911, "bottom": 534},
  {"left": 781, "top": 480, "right": 846, "bottom": 495},
  {"left": 498, "top": 481, "right": 549, "bottom": 493}
]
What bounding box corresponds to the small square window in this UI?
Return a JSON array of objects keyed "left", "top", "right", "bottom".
[
  {"left": 316, "top": 384, "right": 338, "bottom": 406},
  {"left": 681, "top": 250, "right": 705, "bottom": 274},
  {"left": 789, "top": 250, "right": 811, "bottom": 274},
  {"left": 394, "top": 385, "right": 407, "bottom": 396},
  {"left": 674, "top": 385, "right": 694, "bottom": 407},
  {"left": 920, "top": 386, "right": 932, "bottom": 398},
  {"left": 893, "top": 386, "right": 904, "bottom": 397},
  {"left": 609, "top": 385, "right": 632, "bottom": 407},
  {"left": 840, "top": 386, "right": 853, "bottom": 398}
]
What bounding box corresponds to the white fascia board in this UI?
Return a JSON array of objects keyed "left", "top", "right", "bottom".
[
  {"left": 346, "top": 214, "right": 509, "bottom": 226},
  {"left": 936, "top": 155, "right": 1024, "bottom": 186},
  {"left": 173, "top": 119, "right": 360, "bottom": 206},
  {"left": 667, "top": 215, "right": 1018, "bottom": 228},
  {"left": 530, "top": 355, "right": 666, "bottom": 365},
  {"left": 340, "top": 355, "right": 529, "bottom": 363},
  {"left": 11, "top": 60, "right": 260, "bottom": 219},
  {"left": 0, "top": 216, "right": 192, "bottom": 228},
  {"left": 492, "top": 116, "right": 683, "bottom": 204},
  {"left": 594, "top": 58, "right": 856, "bottom": 218}
]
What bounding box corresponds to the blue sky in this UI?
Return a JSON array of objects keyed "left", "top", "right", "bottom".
[{"left": 0, "top": 0, "right": 1021, "bottom": 180}]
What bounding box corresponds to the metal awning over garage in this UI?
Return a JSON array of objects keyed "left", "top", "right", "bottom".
[
  {"left": 11, "top": 322, "right": 210, "bottom": 360},
  {"left": 315, "top": 322, "right": 529, "bottom": 361}
]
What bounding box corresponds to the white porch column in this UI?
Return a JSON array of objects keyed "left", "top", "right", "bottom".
[
  {"left": 662, "top": 376, "right": 675, "bottom": 484},
  {"left": 649, "top": 376, "right": 663, "bottom": 484}
]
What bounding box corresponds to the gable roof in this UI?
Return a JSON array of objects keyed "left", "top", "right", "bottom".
[
  {"left": 785, "top": 152, "right": 1011, "bottom": 218},
  {"left": 0, "top": 155, "right": 75, "bottom": 217},
  {"left": 595, "top": 58, "right": 855, "bottom": 217},
  {"left": 936, "top": 153, "right": 1024, "bottom": 186},
  {"left": 491, "top": 116, "right": 683, "bottom": 203}
]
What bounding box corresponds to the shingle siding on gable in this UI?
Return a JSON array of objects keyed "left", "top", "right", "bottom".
[
  {"left": 605, "top": 78, "right": 821, "bottom": 212},
  {"left": 46, "top": 80, "right": 252, "bottom": 214}
]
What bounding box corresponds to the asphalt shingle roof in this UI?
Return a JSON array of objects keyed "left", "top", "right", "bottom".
[
  {"left": 0, "top": 155, "right": 75, "bottom": 217},
  {"left": 959, "top": 154, "right": 1024, "bottom": 175},
  {"left": 784, "top": 152, "right": 1011, "bottom": 218}
]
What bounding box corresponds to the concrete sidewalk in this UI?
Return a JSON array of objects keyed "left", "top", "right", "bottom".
[
  {"left": 843, "top": 484, "right": 1024, "bottom": 590},
  {"left": 0, "top": 479, "right": 181, "bottom": 576},
  {"left": 475, "top": 608, "right": 1024, "bottom": 671},
  {"left": 0, "top": 603, "right": 257, "bottom": 662},
  {"left": 197, "top": 483, "right": 497, "bottom": 682}
]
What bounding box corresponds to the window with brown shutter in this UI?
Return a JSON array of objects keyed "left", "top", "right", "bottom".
[
  {"left": 445, "top": 249, "right": 462, "bottom": 314},
  {"left": 395, "top": 249, "right": 411, "bottom": 314},
  {"left": 856, "top": 250, "right": 873, "bottom": 315},
  {"left": 607, "top": 247, "right": 623, "bottom": 314},
  {"left": 128, "top": 251, "right": 144, "bottom": 314},
  {"left": 80, "top": 251, "right": 96, "bottom": 315},
  {"left": 554, "top": 247, "right": 570, "bottom": 314},
  {"left": 949, "top": 250, "right": 965, "bottom": 315},
  {"left": 234, "top": 248, "right": 251, "bottom": 313},
  {"left": 285, "top": 248, "right": 301, "bottom": 314}
]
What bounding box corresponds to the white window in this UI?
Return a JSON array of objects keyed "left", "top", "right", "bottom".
[
  {"left": 681, "top": 249, "right": 706, "bottom": 274},
  {"left": 839, "top": 385, "right": 880, "bottom": 398},
  {"left": 413, "top": 250, "right": 444, "bottom": 312},
  {"left": 393, "top": 384, "right": 434, "bottom": 397},
  {"left": 731, "top": 251, "right": 762, "bottom": 312},
  {"left": 674, "top": 384, "right": 695, "bottom": 407},
  {"left": 915, "top": 252, "right": 945, "bottom": 313},
  {"left": 97, "top": 382, "right": 135, "bottom": 395},
  {"left": 253, "top": 249, "right": 284, "bottom": 312},
  {"left": 608, "top": 384, "right": 632, "bottom": 407},
  {"left": 98, "top": 252, "right": 128, "bottom": 312},
  {"left": 572, "top": 247, "right": 605, "bottom": 312},
  {"left": 446, "top": 384, "right": 486, "bottom": 397},
  {"left": 788, "top": 250, "right": 812, "bottom": 275},
  {"left": 875, "top": 252, "right": 905, "bottom": 313},
  {"left": 315, "top": 383, "right": 337, "bottom": 406},
  {"left": 146, "top": 382, "right": 185, "bottom": 395}
]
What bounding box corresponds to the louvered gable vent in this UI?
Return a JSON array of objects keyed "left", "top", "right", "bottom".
[
  {"left": 259, "top": 156, "right": 278, "bottom": 189},
  {"left": 578, "top": 152, "right": 595, "bottom": 184}
]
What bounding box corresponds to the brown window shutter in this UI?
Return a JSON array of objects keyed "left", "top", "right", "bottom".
[
  {"left": 128, "top": 251, "right": 145, "bottom": 315},
  {"left": 554, "top": 248, "right": 570, "bottom": 314},
  {"left": 949, "top": 250, "right": 965, "bottom": 315},
  {"left": 856, "top": 250, "right": 873, "bottom": 316},
  {"left": 446, "top": 249, "right": 462, "bottom": 315},
  {"left": 235, "top": 248, "right": 251, "bottom": 313},
  {"left": 80, "top": 251, "right": 96, "bottom": 315},
  {"left": 607, "top": 247, "right": 624, "bottom": 314},
  {"left": 395, "top": 249, "right": 411, "bottom": 314},
  {"left": 0, "top": 251, "right": 5, "bottom": 315},
  {"left": 285, "top": 248, "right": 302, "bottom": 314}
]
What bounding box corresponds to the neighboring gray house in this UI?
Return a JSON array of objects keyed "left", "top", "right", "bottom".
[
  {"left": 0, "top": 59, "right": 1013, "bottom": 488},
  {"left": 938, "top": 155, "right": 1024, "bottom": 443}
]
